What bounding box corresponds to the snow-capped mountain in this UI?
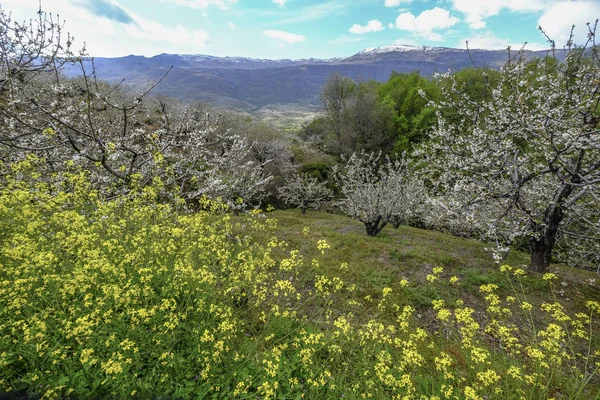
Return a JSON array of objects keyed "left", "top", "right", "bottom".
[
  {"left": 358, "top": 44, "right": 451, "bottom": 54},
  {"left": 65, "top": 45, "right": 553, "bottom": 111},
  {"left": 165, "top": 53, "right": 341, "bottom": 69}
]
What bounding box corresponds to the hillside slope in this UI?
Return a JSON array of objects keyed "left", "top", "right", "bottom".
[
  {"left": 2, "top": 171, "right": 599, "bottom": 399},
  {"left": 66, "top": 46, "right": 553, "bottom": 111},
  {"left": 269, "top": 209, "right": 600, "bottom": 314}
]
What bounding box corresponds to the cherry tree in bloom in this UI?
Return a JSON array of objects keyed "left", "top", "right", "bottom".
[
  {"left": 420, "top": 25, "right": 600, "bottom": 273},
  {"left": 278, "top": 173, "right": 332, "bottom": 214},
  {"left": 0, "top": 6, "right": 272, "bottom": 211},
  {"left": 333, "top": 151, "right": 414, "bottom": 236}
]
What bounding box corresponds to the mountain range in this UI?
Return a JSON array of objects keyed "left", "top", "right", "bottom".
[{"left": 67, "top": 44, "right": 553, "bottom": 112}]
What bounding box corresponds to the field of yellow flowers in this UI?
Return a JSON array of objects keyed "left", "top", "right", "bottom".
[{"left": 1, "top": 157, "right": 599, "bottom": 399}]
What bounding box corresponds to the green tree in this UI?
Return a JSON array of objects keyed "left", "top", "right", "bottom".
[
  {"left": 320, "top": 73, "right": 355, "bottom": 153},
  {"left": 344, "top": 80, "right": 397, "bottom": 155},
  {"left": 319, "top": 75, "right": 396, "bottom": 156},
  {"left": 378, "top": 72, "right": 441, "bottom": 153}
]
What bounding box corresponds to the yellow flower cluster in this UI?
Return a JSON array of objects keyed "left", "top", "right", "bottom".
[{"left": 0, "top": 158, "right": 598, "bottom": 399}]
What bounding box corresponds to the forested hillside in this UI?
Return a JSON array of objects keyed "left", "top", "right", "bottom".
[{"left": 64, "top": 46, "right": 554, "bottom": 111}]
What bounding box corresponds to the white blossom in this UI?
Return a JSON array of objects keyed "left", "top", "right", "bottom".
[{"left": 420, "top": 27, "right": 600, "bottom": 273}]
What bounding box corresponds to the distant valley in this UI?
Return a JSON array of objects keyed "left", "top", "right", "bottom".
[{"left": 66, "top": 44, "right": 552, "bottom": 116}]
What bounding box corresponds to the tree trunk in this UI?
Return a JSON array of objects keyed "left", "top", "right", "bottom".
[
  {"left": 529, "top": 238, "right": 553, "bottom": 273},
  {"left": 528, "top": 201, "right": 564, "bottom": 273},
  {"left": 364, "top": 217, "right": 386, "bottom": 237}
]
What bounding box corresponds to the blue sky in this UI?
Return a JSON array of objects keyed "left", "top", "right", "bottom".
[{"left": 2, "top": 0, "right": 600, "bottom": 58}]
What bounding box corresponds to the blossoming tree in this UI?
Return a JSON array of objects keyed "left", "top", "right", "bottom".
[
  {"left": 421, "top": 26, "right": 600, "bottom": 273},
  {"left": 0, "top": 6, "right": 272, "bottom": 211},
  {"left": 333, "top": 151, "right": 413, "bottom": 236},
  {"left": 278, "top": 173, "right": 332, "bottom": 214}
]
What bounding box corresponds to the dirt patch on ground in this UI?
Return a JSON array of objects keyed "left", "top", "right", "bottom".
[{"left": 337, "top": 225, "right": 362, "bottom": 235}]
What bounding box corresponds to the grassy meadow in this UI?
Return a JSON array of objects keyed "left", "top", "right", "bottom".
[{"left": 0, "top": 160, "right": 599, "bottom": 399}]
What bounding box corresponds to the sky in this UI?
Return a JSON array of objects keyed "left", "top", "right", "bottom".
[{"left": 1, "top": 0, "right": 600, "bottom": 59}]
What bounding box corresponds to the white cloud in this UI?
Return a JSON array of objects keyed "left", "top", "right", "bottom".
[
  {"left": 392, "top": 37, "right": 420, "bottom": 46},
  {"left": 385, "top": 0, "right": 413, "bottom": 6},
  {"left": 391, "top": 7, "right": 459, "bottom": 41},
  {"left": 328, "top": 35, "right": 364, "bottom": 45},
  {"left": 263, "top": 29, "right": 306, "bottom": 44},
  {"left": 125, "top": 19, "right": 209, "bottom": 47},
  {"left": 272, "top": 1, "right": 352, "bottom": 24},
  {"left": 349, "top": 20, "right": 385, "bottom": 34},
  {"left": 457, "top": 32, "right": 545, "bottom": 50},
  {"left": 272, "top": 0, "right": 287, "bottom": 7},
  {"left": 0, "top": 0, "right": 210, "bottom": 57},
  {"left": 538, "top": 1, "right": 600, "bottom": 46},
  {"left": 451, "top": 0, "right": 547, "bottom": 29},
  {"left": 227, "top": 21, "right": 236, "bottom": 29},
  {"left": 163, "top": 0, "right": 237, "bottom": 9},
  {"left": 459, "top": 33, "right": 511, "bottom": 49}
]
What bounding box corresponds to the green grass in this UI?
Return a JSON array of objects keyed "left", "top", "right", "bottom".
[{"left": 268, "top": 209, "right": 600, "bottom": 313}]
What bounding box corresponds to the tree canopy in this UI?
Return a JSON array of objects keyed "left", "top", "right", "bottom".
[{"left": 420, "top": 35, "right": 600, "bottom": 273}]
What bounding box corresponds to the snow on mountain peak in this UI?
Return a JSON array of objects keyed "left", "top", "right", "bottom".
[{"left": 359, "top": 44, "right": 447, "bottom": 55}]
